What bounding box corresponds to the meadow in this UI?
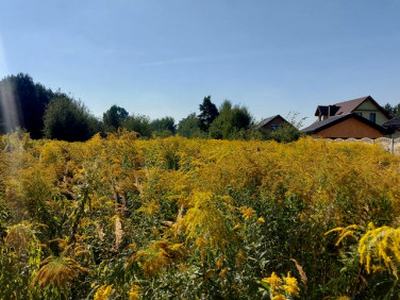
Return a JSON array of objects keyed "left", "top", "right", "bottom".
[{"left": 1, "top": 131, "right": 400, "bottom": 299}]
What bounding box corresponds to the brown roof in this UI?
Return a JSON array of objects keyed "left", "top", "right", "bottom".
[
  {"left": 257, "top": 115, "right": 280, "bottom": 128},
  {"left": 256, "top": 114, "right": 292, "bottom": 129},
  {"left": 334, "top": 96, "right": 369, "bottom": 115},
  {"left": 315, "top": 95, "right": 391, "bottom": 119}
]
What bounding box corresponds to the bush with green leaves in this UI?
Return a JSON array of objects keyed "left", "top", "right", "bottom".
[{"left": 43, "top": 95, "right": 100, "bottom": 142}]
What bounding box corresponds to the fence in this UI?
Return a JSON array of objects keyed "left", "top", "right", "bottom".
[{"left": 324, "top": 137, "right": 400, "bottom": 155}]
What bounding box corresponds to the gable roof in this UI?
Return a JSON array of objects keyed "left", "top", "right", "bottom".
[
  {"left": 257, "top": 115, "right": 280, "bottom": 128},
  {"left": 333, "top": 96, "right": 370, "bottom": 115},
  {"left": 256, "top": 114, "right": 292, "bottom": 129},
  {"left": 301, "top": 113, "right": 387, "bottom": 134},
  {"left": 315, "top": 96, "right": 391, "bottom": 119}
]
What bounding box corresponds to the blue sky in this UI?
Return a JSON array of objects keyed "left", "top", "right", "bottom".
[{"left": 1, "top": 0, "right": 400, "bottom": 126}]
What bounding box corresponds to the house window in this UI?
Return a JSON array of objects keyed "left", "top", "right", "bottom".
[
  {"left": 271, "top": 124, "right": 282, "bottom": 131},
  {"left": 370, "top": 113, "right": 376, "bottom": 123}
]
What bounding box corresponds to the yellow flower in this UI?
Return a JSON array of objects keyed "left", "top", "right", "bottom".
[
  {"left": 372, "top": 265, "right": 384, "bottom": 273},
  {"left": 219, "top": 267, "right": 228, "bottom": 278},
  {"left": 94, "top": 284, "right": 113, "bottom": 300},
  {"left": 257, "top": 217, "right": 265, "bottom": 224},
  {"left": 233, "top": 223, "right": 243, "bottom": 230},
  {"left": 282, "top": 272, "right": 300, "bottom": 297},
  {"left": 129, "top": 284, "right": 141, "bottom": 300},
  {"left": 195, "top": 237, "right": 207, "bottom": 248},
  {"left": 215, "top": 255, "right": 225, "bottom": 269},
  {"left": 262, "top": 272, "right": 282, "bottom": 292},
  {"left": 239, "top": 206, "right": 256, "bottom": 220}
]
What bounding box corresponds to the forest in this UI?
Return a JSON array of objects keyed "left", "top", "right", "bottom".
[{"left": 1, "top": 131, "right": 400, "bottom": 299}]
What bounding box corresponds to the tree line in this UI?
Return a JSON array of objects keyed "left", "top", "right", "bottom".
[{"left": 1, "top": 73, "right": 306, "bottom": 142}]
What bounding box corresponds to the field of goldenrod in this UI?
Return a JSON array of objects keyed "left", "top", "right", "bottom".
[{"left": 1, "top": 131, "right": 400, "bottom": 299}]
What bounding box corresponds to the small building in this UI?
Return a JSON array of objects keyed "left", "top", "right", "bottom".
[
  {"left": 301, "top": 113, "right": 387, "bottom": 139},
  {"left": 304, "top": 96, "right": 392, "bottom": 139},
  {"left": 257, "top": 115, "right": 294, "bottom": 133},
  {"left": 314, "top": 96, "right": 391, "bottom": 126}
]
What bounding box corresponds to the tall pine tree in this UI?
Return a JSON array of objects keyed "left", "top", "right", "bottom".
[{"left": 198, "top": 96, "right": 219, "bottom": 132}]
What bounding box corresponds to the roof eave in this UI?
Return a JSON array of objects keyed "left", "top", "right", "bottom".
[{"left": 302, "top": 113, "right": 387, "bottom": 135}]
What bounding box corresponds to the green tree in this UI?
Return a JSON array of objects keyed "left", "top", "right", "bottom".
[
  {"left": 266, "top": 123, "right": 301, "bottom": 142},
  {"left": 43, "top": 95, "right": 100, "bottom": 142},
  {"left": 123, "top": 114, "right": 152, "bottom": 138},
  {"left": 103, "top": 105, "right": 129, "bottom": 132},
  {"left": 0, "top": 73, "right": 54, "bottom": 138},
  {"left": 198, "top": 96, "right": 219, "bottom": 132},
  {"left": 150, "top": 117, "right": 176, "bottom": 137},
  {"left": 384, "top": 103, "right": 400, "bottom": 117},
  {"left": 177, "top": 113, "right": 204, "bottom": 138},
  {"left": 209, "top": 100, "right": 253, "bottom": 139}
]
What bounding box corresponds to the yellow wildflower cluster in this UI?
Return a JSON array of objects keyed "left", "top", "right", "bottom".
[
  {"left": 358, "top": 223, "right": 400, "bottom": 278},
  {"left": 262, "top": 272, "right": 300, "bottom": 299},
  {"left": 1, "top": 131, "right": 400, "bottom": 298},
  {"left": 128, "top": 284, "right": 141, "bottom": 300},
  {"left": 328, "top": 222, "right": 400, "bottom": 279},
  {"left": 33, "top": 256, "right": 89, "bottom": 288},
  {"left": 94, "top": 284, "right": 113, "bottom": 300},
  {"left": 239, "top": 206, "right": 257, "bottom": 220},
  {"left": 325, "top": 224, "right": 359, "bottom": 246},
  {"left": 129, "top": 240, "right": 184, "bottom": 277}
]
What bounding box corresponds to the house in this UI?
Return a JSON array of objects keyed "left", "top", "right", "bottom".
[
  {"left": 301, "top": 113, "right": 387, "bottom": 139},
  {"left": 257, "top": 115, "right": 294, "bottom": 133},
  {"left": 314, "top": 96, "right": 391, "bottom": 126},
  {"left": 303, "top": 96, "right": 391, "bottom": 139}
]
